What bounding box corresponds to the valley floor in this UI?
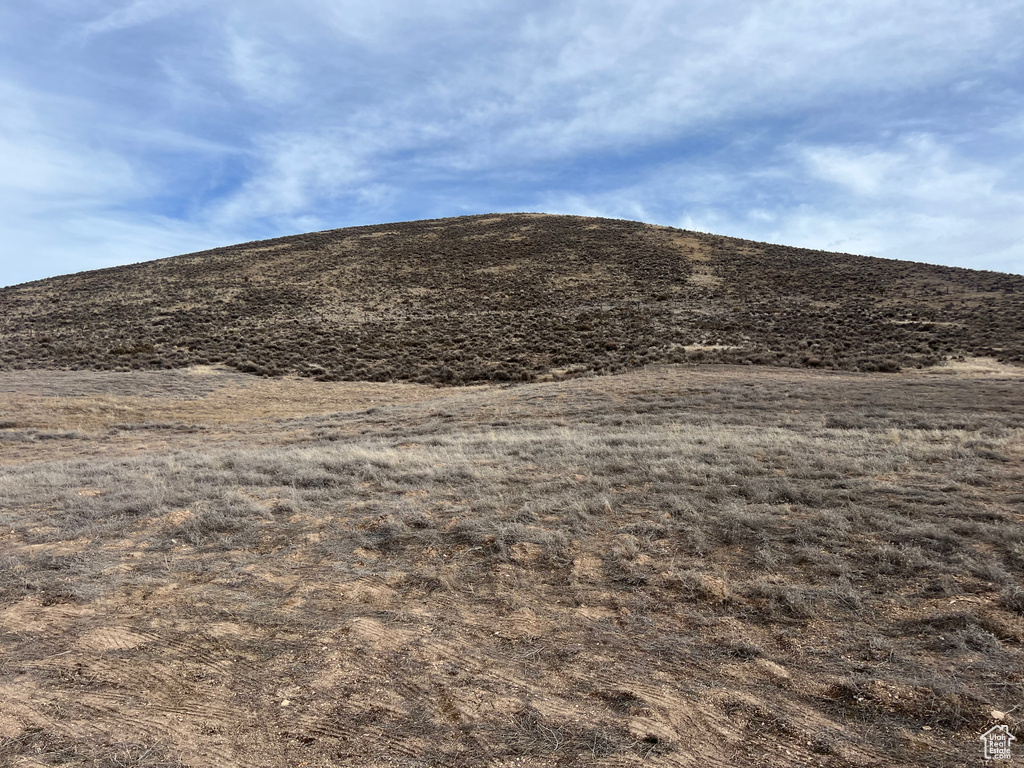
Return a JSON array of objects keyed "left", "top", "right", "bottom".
[{"left": 1, "top": 362, "right": 1023, "bottom": 767}]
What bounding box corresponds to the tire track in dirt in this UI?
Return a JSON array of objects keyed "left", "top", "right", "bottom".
[
  {"left": 1, "top": 687, "right": 241, "bottom": 768},
  {"left": 73, "top": 625, "right": 153, "bottom": 652},
  {"left": 562, "top": 666, "right": 758, "bottom": 766},
  {"left": 277, "top": 616, "right": 522, "bottom": 762},
  {"left": 131, "top": 627, "right": 243, "bottom": 676},
  {"left": 37, "top": 681, "right": 243, "bottom": 765},
  {"left": 4, "top": 618, "right": 264, "bottom": 768}
]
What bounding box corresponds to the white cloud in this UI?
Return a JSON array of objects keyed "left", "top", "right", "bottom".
[
  {"left": 0, "top": 82, "right": 141, "bottom": 201},
  {"left": 430, "top": 0, "right": 1024, "bottom": 162},
  {"left": 803, "top": 135, "right": 1007, "bottom": 207},
  {"left": 538, "top": 133, "right": 1024, "bottom": 274},
  {"left": 226, "top": 32, "right": 301, "bottom": 104},
  {"left": 789, "top": 136, "right": 1024, "bottom": 272},
  {"left": 0, "top": 78, "right": 237, "bottom": 286},
  {"left": 0, "top": 134, "right": 137, "bottom": 201},
  {"left": 207, "top": 130, "right": 382, "bottom": 228},
  {"left": 80, "top": 0, "right": 202, "bottom": 36}
]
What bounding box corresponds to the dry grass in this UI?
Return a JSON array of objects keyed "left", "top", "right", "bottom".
[{"left": 1, "top": 363, "right": 1023, "bottom": 766}]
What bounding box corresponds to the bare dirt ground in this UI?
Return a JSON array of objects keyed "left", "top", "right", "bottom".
[{"left": 1, "top": 363, "right": 1023, "bottom": 766}]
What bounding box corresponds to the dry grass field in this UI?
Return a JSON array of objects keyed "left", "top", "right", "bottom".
[{"left": 2, "top": 360, "right": 1022, "bottom": 766}]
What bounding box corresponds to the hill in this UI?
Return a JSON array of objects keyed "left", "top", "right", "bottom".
[
  {"left": 2, "top": 213, "right": 1022, "bottom": 383},
  {"left": 3, "top": 214, "right": 1024, "bottom": 765}
]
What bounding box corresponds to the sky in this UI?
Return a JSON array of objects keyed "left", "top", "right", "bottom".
[{"left": 1, "top": 0, "right": 1023, "bottom": 287}]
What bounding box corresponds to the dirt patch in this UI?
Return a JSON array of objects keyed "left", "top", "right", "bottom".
[{"left": 931, "top": 356, "right": 1024, "bottom": 376}]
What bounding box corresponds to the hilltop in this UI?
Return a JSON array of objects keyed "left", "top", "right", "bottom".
[{"left": 2, "top": 213, "right": 1022, "bottom": 383}]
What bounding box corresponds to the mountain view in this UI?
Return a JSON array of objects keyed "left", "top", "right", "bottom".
[{"left": 2, "top": 216, "right": 1023, "bottom": 767}]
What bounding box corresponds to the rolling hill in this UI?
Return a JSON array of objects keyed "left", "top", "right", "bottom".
[
  {"left": 3, "top": 213, "right": 1022, "bottom": 383},
  {"left": 3, "top": 214, "right": 1024, "bottom": 765}
]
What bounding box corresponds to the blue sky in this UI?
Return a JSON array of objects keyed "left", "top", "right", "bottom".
[{"left": 1, "top": 0, "right": 1023, "bottom": 287}]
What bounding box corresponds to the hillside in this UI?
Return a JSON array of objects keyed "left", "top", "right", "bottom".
[{"left": 2, "top": 214, "right": 1022, "bottom": 383}]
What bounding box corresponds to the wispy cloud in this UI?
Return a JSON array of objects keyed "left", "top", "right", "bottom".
[
  {"left": 80, "top": 0, "right": 203, "bottom": 37},
  {"left": 0, "top": 86, "right": 137, "bottom": 201},
  {"left": 539, "top": 131, "right": 1024, "bottom": 273},
  {"left": 792, "top": 136, "right": 1024, "bottom": 271},
  {"left": 225, "top": 31, "right": 301, "bottom": 105},
  {"left": 1, "top": 0, "right": 1022, "bottom": 285}
]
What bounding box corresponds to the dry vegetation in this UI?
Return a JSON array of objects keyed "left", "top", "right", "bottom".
[
  {"left": 2, "top": 362, "right": 1023, "bottom": 766},
  {"left": 2, "top": 214, "right": 1023, "bottom": 384}
]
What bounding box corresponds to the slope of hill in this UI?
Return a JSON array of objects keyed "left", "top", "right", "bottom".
[{"left": 2, "top": 213, "right": 1022, "bottom": 383}]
